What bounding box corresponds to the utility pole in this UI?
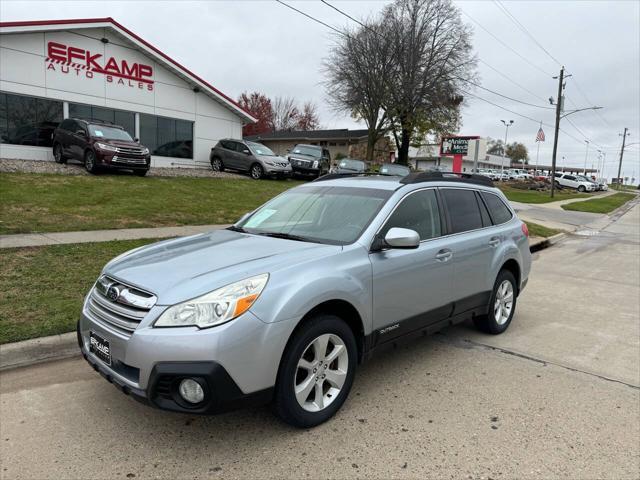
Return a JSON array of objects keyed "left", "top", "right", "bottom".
[
  {"left": 617, "top": 128, "right": 629, "bottom": 189},
  {"left": 550, "top": 66, "right": 565, "bottom": 198}
]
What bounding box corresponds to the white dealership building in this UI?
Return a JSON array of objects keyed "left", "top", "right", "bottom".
[{"left": 0, "top": 18, "right": 255, "bottom": 168}]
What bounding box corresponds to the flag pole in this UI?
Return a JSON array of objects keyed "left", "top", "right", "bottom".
[{"left": 535, "top": 121, "right": 542, "bottom": 173}]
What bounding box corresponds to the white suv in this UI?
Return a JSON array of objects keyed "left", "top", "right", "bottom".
[{"left": 554, "top": 173, "right": 595, "bottom": 192}]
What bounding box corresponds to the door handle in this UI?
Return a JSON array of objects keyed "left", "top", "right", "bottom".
[
  {"left": 435, "top": 249, "right": 452, "bottom": 262},
  {"left": 489, "top": 237, "right": 501, "bottom": 247}
]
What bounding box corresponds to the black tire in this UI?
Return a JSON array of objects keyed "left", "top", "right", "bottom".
[
  {"left": 473, "top": 269, "right": 518, "bottom": 335},
  {"left": 211, "top": 156, "right": 224, "bottom": 172},
  {"left": 250, "top": 163, "right": 263, "bottom": 180},
  {"left": 578, "top": 185, "right": 586, "bottom": 193},
  {"left": 53, "top": 143, "right": 67, "bottom": 164},
  {"left": 274, "top": 314, "right": 357, "bottom": 428},
  {"left": 134, "top": 170, "right": 148, "bottom": 177},
  {"left": 84, "top": 150, "right": 99, "bottom": 174}
]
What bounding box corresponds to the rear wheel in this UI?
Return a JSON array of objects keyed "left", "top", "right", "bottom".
[
  {"left": 473, "top": 270, "right": 517, "bottom": 334},
  {"left": 211, "top": 157, "right": 224, "bottom": 172},
  {"left": 84, "top": 150, "right": 98, "bottom": 174},
  {"left": 250, "top": 163, "right": 263, "bottom": 180},
  {"left": 274, "top": 314, "right": 357, "bottom": 428},
  {"left": 53, "top": 143, "right": 67, "bottom": 164}
]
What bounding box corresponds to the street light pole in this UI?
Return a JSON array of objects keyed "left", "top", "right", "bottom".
[
  {"left": 583, "top": 140, "right": 590, "bottom": 174},
  {"left": 501, "top": 119, "right": 513, "bottom": 177}
]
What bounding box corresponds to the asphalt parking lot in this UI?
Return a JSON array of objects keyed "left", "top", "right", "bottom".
[{"left": 1, "top": 202, "right": 638, "bottom": 480}]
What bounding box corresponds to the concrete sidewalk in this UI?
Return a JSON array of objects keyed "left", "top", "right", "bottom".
[{"left": 0, "top": 224, "right": 230, "bottom": 249}]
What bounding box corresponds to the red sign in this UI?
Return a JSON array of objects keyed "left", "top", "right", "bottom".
[{"left": 45, "top": 41, "right": 154, "bottom": 91}]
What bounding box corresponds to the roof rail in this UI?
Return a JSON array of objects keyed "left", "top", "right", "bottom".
[
  {"left": 312, "top": 172, "right": 378, "bottom": 182},
  {"left": 75, "top": 117, "right": 119, "bottom": 126},
  {"left": 399, "top": 171, "right": 494, "bottom": 187}
]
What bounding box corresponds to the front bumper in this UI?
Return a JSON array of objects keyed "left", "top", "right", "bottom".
[
  {"left": 263, "top": 165, "right": 292, "bottom": 177},
  {"left": 291, "top": 166, "right": 321, "bottom": 176},
  {"left": 78, "top": 303, "right": 294, "bottom": 414},
  {"left": 98, "top": 151, "right": 151, "bottom": 170}
]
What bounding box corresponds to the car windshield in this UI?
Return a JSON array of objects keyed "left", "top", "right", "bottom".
[
  {"left": 380, "top": 163, "right": 410, "bottom": 176},
  {"left": 248, "top": 142, "right": 276, "bottom": 156},
  {"left": 291, "top": 146, "right": 322, "bottom": 158},
  {"left": 88, "top": 125, "right": 133, "bottom": 141},
  {"left": 338, "top": 159, "right": 365, "bottom": 171},
  {"left": 235, "top": 186, "right": 392, "bottom": 245}
]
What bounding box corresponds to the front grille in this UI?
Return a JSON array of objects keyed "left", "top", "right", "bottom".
[
  {"left": 87, "top": 276, "right": 156, "bottom": 335},
  {"left": 154, "top": 376, "right": 175, "bottom": 400},
  {"left": 113, "top": 156, "right": 147, "bottom": 165},
  {"left": 116, "top": 146, "right": 146, "bottom": 156}
]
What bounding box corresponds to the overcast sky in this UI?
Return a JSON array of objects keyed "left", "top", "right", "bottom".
[{"left": 2, "top": 0, "right": 639, "bottom": 179}]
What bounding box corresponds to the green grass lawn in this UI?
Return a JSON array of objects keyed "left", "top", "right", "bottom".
[
  {"left": 525, "top": 221, "right": 562, "bottom": 238},
  {"left": 499, "top": 186, "right": 590, "bottom": 204},
  {"left": 561, "top": 192, "right": 636, "bottom": 213},
  {"left": 0, "top": 238, "right": 163, "bottom": 344},
  {"left": 0, "top": 173, "right": 303, "bottom": 234}
]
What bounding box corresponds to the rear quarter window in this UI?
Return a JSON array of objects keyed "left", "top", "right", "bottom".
[{"left": 481, "top": 192, "right": 513, "bottom": 225}]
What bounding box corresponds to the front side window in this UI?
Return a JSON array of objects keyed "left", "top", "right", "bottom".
[
  {"left": 481, "top": 192, "right": 513, "bottom": 225},
  {"left": 442, "top": 188, "right": 483, "bottom": 234},
  {"left": 236, "top": 186, "right": 392, "bottom": 245},
  {"left": 0, "top": 91, "right": 62, "bottom": 147},
  {"left": 380, "top": 189, "right": 442, "bottom": 241}
]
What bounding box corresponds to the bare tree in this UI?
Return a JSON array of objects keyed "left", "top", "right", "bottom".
[
  {"left": 296, "top": 101, "right": 321, "bottom": 130},
  {"left": 271, "top": 96, "right": 299, "bottom": 132},
  {"left": 324, "top": 21, "right": 395, "bottom": 162},
  {"left": 383, "top": 0, "right": 477, "bottom": 164}
]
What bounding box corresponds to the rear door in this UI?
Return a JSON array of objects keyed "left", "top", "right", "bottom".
[
  {"left": 440, "top": 188, "right": 498, "bottom": 315},
  {"left": 219, "top": 140, "right": 240, "bottom": 169},
  {"left": 370, "top": 188, "right": 455, "bottom": 344}
]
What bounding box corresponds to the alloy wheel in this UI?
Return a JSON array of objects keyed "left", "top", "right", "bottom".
[
  {"left": 494, "top": 280, "right": 514, "bottom": 325},
  {"left": 294, "top": 333, "right": 348, "bottom": 412},
  {"left": 251, "top": 165, "right": 262, "bottom": 179},
  {"left": 211, "top": 158, "right": 222, "bottom": 171},
  {"left": 85, "top": 152, "right": 95, "bottom": 172},
  {"left": 54, "top": 145, "right": 62, "bottom": 163}
]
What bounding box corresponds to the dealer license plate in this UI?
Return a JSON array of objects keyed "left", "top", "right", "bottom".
[{"left": 89, "top": 331, "right": 111, "bottom": 365}]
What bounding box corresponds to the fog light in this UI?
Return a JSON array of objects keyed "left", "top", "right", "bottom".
[{"left": 179, "top": 378, "right": 204, "bottom": 404}]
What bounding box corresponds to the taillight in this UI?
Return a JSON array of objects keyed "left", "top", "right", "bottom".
[{"left": 521, "top": 222, "right": 529, "bottom": 237}]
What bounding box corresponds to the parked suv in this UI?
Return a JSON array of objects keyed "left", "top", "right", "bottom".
[
  {"left": 52, "top": 119, "right": 150, "bottom": 175},
  {"left": 78, "top": 172, "right": 531, "bottom": 428},
  {"left": 554, "top": 173, "right": 595, "bottom": 192},
  {"left": 334, "top": 158, "right": 367, "bottom": 174},
  {"left": 210, "top": 139, "right": 291, "bottom": 179},
  {"left": 288, "top": 144, "right": 331, "bottom": 178}
]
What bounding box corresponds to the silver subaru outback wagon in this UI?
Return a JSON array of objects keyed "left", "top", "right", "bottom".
[{"left": 78, "top": 172, "right": 531, "bottom": 428}]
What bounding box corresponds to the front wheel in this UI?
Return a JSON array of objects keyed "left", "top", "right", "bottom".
[
  {"left": 53, "top": 143, "right": 67, "bottom": 164},
  {"left": 473, "top": 270, "right": 517, "bottom": 334},
  {"left": 84, "top": 150, "right": 99, "bottom": 174},
  {"left": 274, "top": 314, "right": 357, "bottom": 428},
  {"left": 578, "top": 185, "right": 586, "bottom": 192},
  {"left": 250, "top": 163, "right": 263, "bottom": 180}
]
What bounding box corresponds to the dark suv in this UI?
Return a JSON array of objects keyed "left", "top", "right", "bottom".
[
  {"left": 288, "top": 144, "right": 331, "bottom": 178},
  {"left": 52, "top": 119, "right": 151, "bottom": 176}
]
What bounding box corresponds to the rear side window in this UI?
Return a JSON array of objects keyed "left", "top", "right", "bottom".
[
  {"left": 442, "top": 189, "right": 483, "bottom": 234},
  {"left": 381, "top": 189, "right": 442, "bottom": 240},
  {"left": 220, "top": 140, "right": 235, "bottom": 150},
  {"left": 564, "top": 175, "right": 576, "bottom": 181},
  {"left": 481, "top": 192, "right": 513, "bottom": 225}
]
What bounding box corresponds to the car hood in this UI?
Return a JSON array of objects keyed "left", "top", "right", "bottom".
[
  {"left": 289, "top": 153, "right": 319, "bottom": 161},
  {"left": 98, "top": 139, "right": 143, "bottom": 148},
  {"left": 104, "top": 229, "right": 339, "bottom": 305}
]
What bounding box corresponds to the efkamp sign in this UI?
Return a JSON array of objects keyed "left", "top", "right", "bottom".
[{"left": 440, "top": 136, "right": 478, "bottom": 156}]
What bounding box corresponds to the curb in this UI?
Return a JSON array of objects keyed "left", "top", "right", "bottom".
[
  {"left": 0, "top": 332, "right": 79, "bottom": 371},
  {"left": 529, "top": 232, "right": 566, "bottom": 253}
]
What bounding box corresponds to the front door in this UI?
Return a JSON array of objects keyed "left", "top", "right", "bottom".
[{"left": 370, "top": 188, "right": 454, "bottom": 346}]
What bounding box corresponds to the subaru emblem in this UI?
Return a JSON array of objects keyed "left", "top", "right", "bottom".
[{"left": 106, "top": 285, "right": 120, "bottom": 301}]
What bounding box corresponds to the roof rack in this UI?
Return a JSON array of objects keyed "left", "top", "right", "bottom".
[
  {"left": 312, "top": 172, "right": 379, "bottom": 182},
  {"left": 399, "top": 171, "right": 494, "bottom": 187},
  {"left": 75, "top": 118, "right": 119, "bottom": 126}
]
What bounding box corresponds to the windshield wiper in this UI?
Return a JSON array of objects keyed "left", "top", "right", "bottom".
[
  {"left": 227, "top": 225, "right": 248, "bottom": 233},
  {"left": 256, "top": 232, "right": 311, "bottom": 242}
]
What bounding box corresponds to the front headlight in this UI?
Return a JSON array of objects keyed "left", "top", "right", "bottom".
[
  {"left": 141, "top": 147, "right": 150, "bottom": 155},
  {"left": 95, "top": 142, "right": 118, "bottom": 152},
  {"left": 264, "top": 160, "right": 275, "bottom": 166},
  {"left": 312, "top": 160, "right": 319, "bottom": 168},
  {"left": 154, "top": 274, "right": 269, "bottom": 329}
]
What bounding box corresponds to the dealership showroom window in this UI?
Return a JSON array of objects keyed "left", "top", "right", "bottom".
[{"left": 0, "top": 91, "right": 194, "bottom": 159}]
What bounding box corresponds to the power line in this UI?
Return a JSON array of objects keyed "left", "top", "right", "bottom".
[
  {"left": 478, "top": 59, "right": 548, "bottom": 103},
  {"left": 275, "top": 0, "right": 344, "bottom": 35},
  {"left": 462, "top": 78, "right": 555, "bottom": 110},
  {"left": 493, "top": 0, "right": 562, "bottom": 67},
  {"left": 459, "top": 8, "right": 552, "bottom": 78}
]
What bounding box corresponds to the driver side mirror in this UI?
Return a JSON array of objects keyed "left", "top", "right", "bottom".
[
  {"left": 134, "top": 137, "right": 139, "bottom": 143},
  {"left": 372, "top": 227, "right": 420, "bottom": 251},
  {"left": 242, "top": 149, "right": 251, "bottom": 155},
  {"left": 75, "top": 129, "right": 86, "bottom": 137}
]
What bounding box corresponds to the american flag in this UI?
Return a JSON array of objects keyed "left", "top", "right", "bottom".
[{"left": 536, "top": 127, "right": 545, "bottom": 142}]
